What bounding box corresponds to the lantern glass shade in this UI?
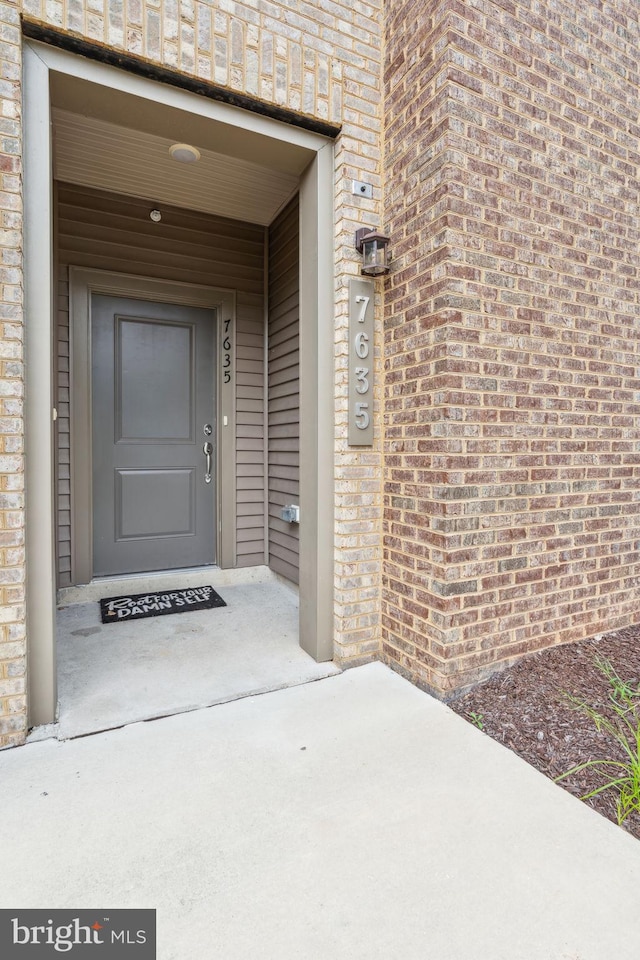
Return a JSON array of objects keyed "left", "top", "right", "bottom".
[{"left": 356, "top": 229, "right": 390, "bottom": 276}]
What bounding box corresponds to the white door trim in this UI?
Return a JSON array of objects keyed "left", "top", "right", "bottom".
[
  {"left": 24, "top": 40, "right": 335, "bottom": 727},
  {"left": 24, "top": 43, "right": 56, "bottom": 727},
  {"left": 299, "top": 144, "right": 335, "bottom": 663},
  {"left": 69, "top": 268, "right": 236, "bottom": 585}
]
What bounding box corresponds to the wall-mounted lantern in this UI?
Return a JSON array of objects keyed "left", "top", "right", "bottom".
[{"left": 355, "top": 227, "right": 391, "bottom": 276}]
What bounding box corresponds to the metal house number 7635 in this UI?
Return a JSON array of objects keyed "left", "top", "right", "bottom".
[
  {"left": 349, "top": 281, "right": 374, "bottom": 445},
  {"left": 222, "top": 317, "right": 232, "bottom": 384}
]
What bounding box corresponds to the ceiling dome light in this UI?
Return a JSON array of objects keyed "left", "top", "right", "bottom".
[{"left": 169, "top": 143, "right": 201, "bottom": 163}]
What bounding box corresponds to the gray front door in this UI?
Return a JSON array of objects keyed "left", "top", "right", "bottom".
[{"left": 92, "top": 295, "right": 216, "bottom": 576}]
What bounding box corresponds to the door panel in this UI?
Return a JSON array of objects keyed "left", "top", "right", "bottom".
[
  {"left": 117, "top": 318, "right": 193, "bottom": 441},
  {"left": 92, "top": 295, "right": 216, "bottom": 576},
  {"left": 116, "top": 469, "right": 195, "bottom": 539}
]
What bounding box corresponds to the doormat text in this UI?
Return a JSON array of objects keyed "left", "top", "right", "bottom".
[{"left": 100, "top": 586, "right": 226, "bottom": 624}]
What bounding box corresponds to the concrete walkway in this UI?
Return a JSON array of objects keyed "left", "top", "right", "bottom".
[{"left": 1, "top": 662, "right": 639, "bottom": 959}]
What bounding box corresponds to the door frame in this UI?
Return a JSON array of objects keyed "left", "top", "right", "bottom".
[
  {"left": 24, "top": 40, "right": 335, "bottom": 727},
  {"left": 69, "top": 269, "right": 236, "bottom": 584}
]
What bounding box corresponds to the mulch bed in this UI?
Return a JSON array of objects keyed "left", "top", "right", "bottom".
[{"left": 449, "top": 627, "right": 640, "bottom": 840}]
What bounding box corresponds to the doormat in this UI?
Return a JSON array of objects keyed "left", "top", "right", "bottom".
[{"left": 100, "top": 586, "right": 226, "bottom": 624}]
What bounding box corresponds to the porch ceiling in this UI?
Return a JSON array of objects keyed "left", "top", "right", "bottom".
[{"left": 52, "top": 103, "right": 302, "bottom": 226}]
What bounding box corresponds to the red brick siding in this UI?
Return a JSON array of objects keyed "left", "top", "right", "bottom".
[{"left": 383, "top": 0, "right": 640, "bottom": 695}]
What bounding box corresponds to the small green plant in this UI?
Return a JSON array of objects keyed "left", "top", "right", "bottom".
[
  {"left": 595, "top": 655, "right": 640, "bottom": 707},
  {"left": 555, "top": 656, "right": 640, "bottom": 825},
  {"left": 467, "top": 711, "right": 484, "bottom": 731}
]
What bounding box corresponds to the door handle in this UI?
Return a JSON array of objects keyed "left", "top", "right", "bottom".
[{"left": 203, "top": 441, "right": 213, "bottom": 484}]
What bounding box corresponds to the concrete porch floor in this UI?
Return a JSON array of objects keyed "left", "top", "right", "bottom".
[{"left": 53, "top": 567, "right": 339, "bottom": 740}]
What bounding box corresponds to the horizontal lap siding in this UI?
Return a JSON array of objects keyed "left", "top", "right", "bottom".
[
  {"left": 56, "top": 273, "right": 71, "bottom": 585},
  {"left": 268, "top": 197, "right": 300, "bottom": 584},
  {"left": 56, "top": 182, "right": 265, "bottom": 584},
  {"left": 235, "top": 292, "right": 267, "bottom": 567}
]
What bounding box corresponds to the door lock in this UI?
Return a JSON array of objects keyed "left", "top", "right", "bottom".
[{"left": 203, "top": 423, "right": 213, "bottom": 436}]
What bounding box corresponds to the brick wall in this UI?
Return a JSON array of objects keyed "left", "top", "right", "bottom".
[
  {"left": 0, "top": 0, "right": 384, "bottom": 747},
  {"left": 383, "top": 0, "right": 640, "bottom": 695}
]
